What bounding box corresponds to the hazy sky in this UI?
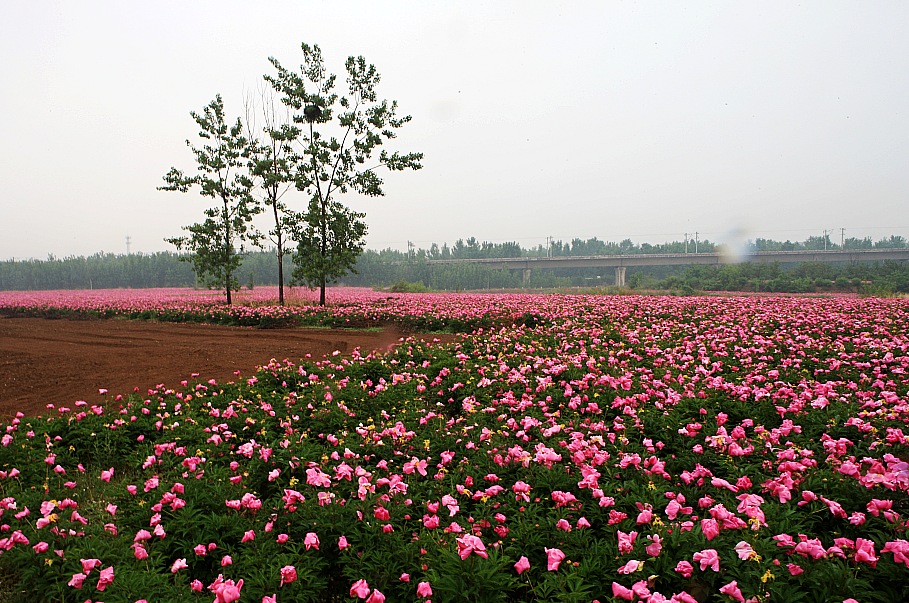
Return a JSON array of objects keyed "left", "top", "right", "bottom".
[{"left": 3, "top": 1, "right": 908, "bottom": 260}]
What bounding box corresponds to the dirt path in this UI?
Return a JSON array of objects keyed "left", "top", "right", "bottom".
[{"left": 0, "top": 317, "right": 454, "bottom": 419}]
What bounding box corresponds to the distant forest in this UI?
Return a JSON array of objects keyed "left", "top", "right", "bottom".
[{"left": 2, "top": 234, "right": 908, "bottom": 294}]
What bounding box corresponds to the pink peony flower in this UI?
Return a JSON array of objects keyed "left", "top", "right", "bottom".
[
  {"left": 673, "top": 592, "right": 698, "bottom": 603},
  {"left": 719, "top": 580, "right": 745, "bottom": 602},
  {"left": 645, "top": 534, "right": 662, "bottom": 557},
  {"left": 545, "top": 547, "right": 566, "bottom": 571},
  {"left": 700, "top": 518, "right": 720, "bottom": 541},
  {"left": 350, "top": 579, "right": 371, "bottom": 599},
  {"left": 882, "top": 539, "right": 909, "bottom": 567},
  {"left": 211, "top": 576, "right": 243, "bottom": 603},
  {"left": 280, "top": 565, "right": 297, "bottom": 586},
  {"left": 674, "top": 560, "right": 694, "bottom": 578},
  {"left": 96, "top": 565, "right": 114, "bottom": 591},
  {"left": 617, "top": 559, "right": 643, "bottom": 574},
  {"left": 854, "top": 538, "right": 878, "bottom": 567},
  {"left": 514, "top": 555, "right": 530, "bottom": 574},
  {"left": 693, "top": 548, "right": 720, "bottom": 572},
  {"left": 734, "top": 541, "right": 755, "bottom": 560},
  {"left": 617, "top": 530, "right": 638, "bottom": 554},
  {"left": 416, "top": 581, "right": 433, "bottom": 597},
  {"left": 611, "top": 582, "right": 635, "bottom": 601},
  {"left": 304, "top": 532, "right": 320, "bottom": 550},
  {"left": 457, "top": 534, "right": 488, "bottom": 560}
]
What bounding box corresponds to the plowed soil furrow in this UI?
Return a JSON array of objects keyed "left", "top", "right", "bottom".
[{"left": 0, "top": 317, "right": 453, "bottom": 419}]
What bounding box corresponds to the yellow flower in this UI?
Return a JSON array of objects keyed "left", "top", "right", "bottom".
[{"left": 760, "top": 569, "right": 775, "bottom": 583}]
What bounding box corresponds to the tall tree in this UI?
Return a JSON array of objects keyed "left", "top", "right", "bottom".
[
  {"left": 266, "top": 42, "right": 423, "bottom": 305},
  {"left": 160, "top": 95, "right": 261, "bottom": 305},
  {"left": 245, "top": 86, "right": 298, "bottom": 305}
]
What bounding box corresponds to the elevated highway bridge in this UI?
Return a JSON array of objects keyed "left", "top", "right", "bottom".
[{"left": 425, "top": 248, "right": 909, "bottom": 286}]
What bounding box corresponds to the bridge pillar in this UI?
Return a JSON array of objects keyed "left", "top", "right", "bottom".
[
  {"left": 614, "top": 266, "right": 627, "bottom": 287},
  {"left": 522, "top": 268, "right": 532, "bottom": 288}
]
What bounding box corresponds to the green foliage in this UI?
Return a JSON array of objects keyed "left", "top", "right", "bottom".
[
  {"left": 387, "top": 279, "right": 429, "bottom": 293},
  {"left": 3, "top": 296, "right": 909, "bottom": 600},
  {"left": 291, "top": 199, "right": 367, "bottom": 293},
  {"left": 160, "top": 95, "right": 262, "bottom": 304}
]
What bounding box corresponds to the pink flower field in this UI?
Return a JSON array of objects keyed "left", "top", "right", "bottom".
[{"left": 0, "top": 289, "right": 908, "bottom": 602}]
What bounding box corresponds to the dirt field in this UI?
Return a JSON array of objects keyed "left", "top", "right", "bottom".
[{"left": 0, "top": 317, "right": 455, "bottom": 420}]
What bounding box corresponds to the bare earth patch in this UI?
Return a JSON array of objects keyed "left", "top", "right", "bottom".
[{"left": 0, "top": 317, "right": 456, "bottom": 419}]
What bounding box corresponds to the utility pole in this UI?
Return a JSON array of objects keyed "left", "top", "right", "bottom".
[
  {"left": 823, "top": 229, "right": 829, "bottom": 251},
  {"left": 546, "top": 236, "right": 553, "bottom": 258},
  {"left": 126, "top": 235, "right": 131, "bottom": 255},
  {"left": 840, "top": 228, "right": 845, "bottom": 249},
  {"left": 684, "top": 232, "right": 689, "bottom": 254},
  {"left": 695, "top": 231, "right": 699, "bottom": 254}
]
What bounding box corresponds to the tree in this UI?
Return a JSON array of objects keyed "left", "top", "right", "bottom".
[
  {"left": 266, "top": 43, "right": 423, "bottom": 305},
  {"left": 160, "top": 95, "right": 262, "bottom": 305},
  {"left": 245, "top": 86, "right": 299, "bottom": 305}
]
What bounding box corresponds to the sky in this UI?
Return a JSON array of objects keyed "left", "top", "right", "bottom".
[{"left": 2, "top": 1, "right": 909, "bottom": 260}]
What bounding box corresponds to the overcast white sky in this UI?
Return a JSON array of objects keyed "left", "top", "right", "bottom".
[{"left": 2, "top": 1, "right": 908, "bottom": 260}]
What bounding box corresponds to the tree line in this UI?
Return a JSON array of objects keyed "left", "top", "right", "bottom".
[{"left": 3, "top": 234, "right": 907, "bottom": 294}]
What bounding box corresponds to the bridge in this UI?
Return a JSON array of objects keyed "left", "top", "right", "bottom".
[{"left": 425, "top": 248, "right": 909, "bottom": 286}]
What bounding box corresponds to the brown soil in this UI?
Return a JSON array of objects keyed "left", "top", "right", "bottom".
[{"left": 0, "top": 317, "right": 456, "bottom": 420}]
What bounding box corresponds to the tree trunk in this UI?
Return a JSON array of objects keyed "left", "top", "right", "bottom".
[
  {"left": 223, "top": 198, "right": 232, "bottom": 305},
  {"left": 274, "top": 202, "right": 285, "bottom": 306},
  {"left": 319, "top": 192, "right": 328, "bottom": 306},
  {"left": 277, "top": 247, "right": 285, "bottom": 305}
]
